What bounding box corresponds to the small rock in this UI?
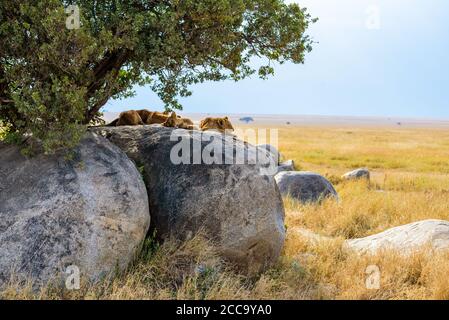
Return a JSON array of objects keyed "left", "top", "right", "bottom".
[
  {"left": 342, "top": 168, "right": 370, "bottom": 181},
  {"left": 275, "top": 171, "right": 339, "bottom": 203}
]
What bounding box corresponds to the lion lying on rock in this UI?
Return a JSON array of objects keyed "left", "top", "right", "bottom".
[
  {"left": 136, "top": 109, "right": 153, "bottom": 124},
  {"left": 200, "top": 116, "right": 234, "bottom": 133},
  {"left": 107, "top": 110, "right": 144, "bottom": 126},
  {"left": 107, "top": 109, "right": 172, "bottom": 126},
  {"left": 146, "top": 110, "right": 173, "bottom": 124},
  {"left": 163, "top": 112, "right": 196, "bottom": 130},
  {"left": 107, "top": 111, "right": 234, "bottom": 133}
]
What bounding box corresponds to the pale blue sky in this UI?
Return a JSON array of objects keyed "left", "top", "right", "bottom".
[{"left": 106, "top": 0, "right": 449, "bottom": 118}]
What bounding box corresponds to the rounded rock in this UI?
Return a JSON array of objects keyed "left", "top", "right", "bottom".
[
  {"left": 342, "top": 168, "right": 370, "bottom": 181},
  {"left": 275, "top": 171, "right": 338, "bottom": 203},
  {"left": 0, "top": 133, "right": 150, "bottom": 288}
]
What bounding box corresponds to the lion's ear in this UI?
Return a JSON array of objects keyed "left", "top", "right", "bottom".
[{"left": 224, "top": 116, "right": 228, "bottom": 120}]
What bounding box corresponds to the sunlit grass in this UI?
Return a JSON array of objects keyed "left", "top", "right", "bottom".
[{"left": 278, "top": 127, "right": 449, "bottom": 174}]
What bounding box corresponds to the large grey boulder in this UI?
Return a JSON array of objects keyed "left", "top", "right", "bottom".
[
  {"left": 342, "top": 168, "right": 370, "bottom": 181},
  {"left": 345, "top": 220, "right": 449, "bottom": 254},
  {"left": 275, "top": 171, "right": 338, "bottom": 203},
  {"left": 93, "top": 125, "right": 285, "bottom": 274},
  {"left": 0, "top": 133, "right": 150, "bottom": 288}
]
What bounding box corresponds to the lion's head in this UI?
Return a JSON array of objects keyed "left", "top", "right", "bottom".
[{"left": 200, "top": 116, "right": 234, "bottom": 133}]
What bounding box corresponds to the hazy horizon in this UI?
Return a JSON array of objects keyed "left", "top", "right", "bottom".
[
  {"left": 103, "top": 109, "right": 449, "bottom": 122},
  {"left": 105, "top": 0, "right": 449, "bottom": 119}
]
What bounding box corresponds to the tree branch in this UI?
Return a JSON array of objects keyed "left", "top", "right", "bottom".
[{"left": 83, "top": 49, "right": 132, "bottom": 123}]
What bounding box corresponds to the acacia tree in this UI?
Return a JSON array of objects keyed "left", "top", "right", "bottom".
[{"left": 0, "top": 0, "right": 315, "bottom": 153}]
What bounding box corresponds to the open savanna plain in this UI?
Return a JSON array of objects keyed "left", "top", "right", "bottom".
[{"left": 2, "top": 124, "right": 449, "bottom": 300}]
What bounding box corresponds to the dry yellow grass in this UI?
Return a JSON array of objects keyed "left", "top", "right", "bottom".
[{"left": 2, "top": 125, "right": 449, "bottom": 300}]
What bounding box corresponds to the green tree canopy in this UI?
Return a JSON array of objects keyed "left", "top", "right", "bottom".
[{"left": 0, "top": 0, "right": 315, "bottom": 153}]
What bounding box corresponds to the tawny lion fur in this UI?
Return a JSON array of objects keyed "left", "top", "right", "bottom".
[
  {"left": 114, "top": 110, "right": 144, "bottom": 126},
  {"left": 199, "top": 116, "right": 234, "bottom": 133},
  {"left": 146, "top": 111, "right": 172, "bottom": 124},
  {"left": 163, "top": 112, "right": 195, "bottom": 130},
  {"left": 136, "top": 109, "right": 153, "bottom": 124},
  {"left": 107, "top": 109, "right": 171, "bottom": 126}
]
